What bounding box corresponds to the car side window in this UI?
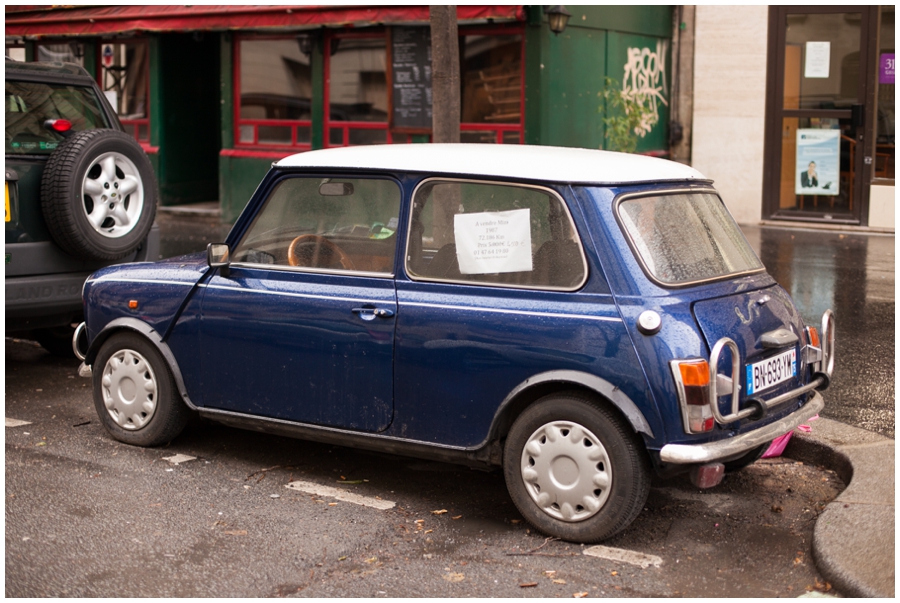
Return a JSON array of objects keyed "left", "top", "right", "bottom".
[
  {"left": 407, "top": 180, "right": 587, "bottom": 290},
  {"left": 231, "top": 177, "right": 401, "bottom": 275}
]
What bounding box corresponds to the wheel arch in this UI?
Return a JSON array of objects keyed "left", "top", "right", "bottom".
[
  {"left": 486, "top": 370, "right": 654, "bottom": 454},
  {"left": 85, "top": 317, "right": 198, "bottom": 411}
]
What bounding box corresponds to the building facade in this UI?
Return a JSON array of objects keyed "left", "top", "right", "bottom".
[
  {"left": 6, "top": 5, "right": 893, "bottom": 229},
  {"left": 5, "top": 5, "right": 674, "bottom": 221}
]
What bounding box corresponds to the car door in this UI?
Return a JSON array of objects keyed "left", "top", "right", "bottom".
[{"left": 197, "top": 175, "right": 402, "bottom": 433}]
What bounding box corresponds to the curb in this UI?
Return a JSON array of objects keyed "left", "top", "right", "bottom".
[{"left": 785, "top": 418, "right": 895, "bottom": 598}]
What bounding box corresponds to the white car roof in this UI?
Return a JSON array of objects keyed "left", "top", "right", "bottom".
[{"left": 275, "top": 144, "right": 708, "bottom": 185}]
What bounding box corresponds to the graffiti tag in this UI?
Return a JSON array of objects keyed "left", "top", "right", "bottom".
[{"left": 621, "top": 40, "right": 669, "bottom": 137}]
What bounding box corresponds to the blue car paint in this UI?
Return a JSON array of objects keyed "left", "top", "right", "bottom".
[{"left": 81, "top": 165, "right": 820, "bottom": 467}]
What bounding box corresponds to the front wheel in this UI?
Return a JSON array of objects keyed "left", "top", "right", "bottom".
[
  {"left": 92, "top": 332, "right": 190, "bottom": 446},
  {"left": 503, "top": 393, "right": 651, "bottom": 543}
]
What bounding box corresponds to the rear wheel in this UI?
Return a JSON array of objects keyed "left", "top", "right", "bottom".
[
  {"left": 503, "top": 392, "right": 651, "bottom": 543},
  {"left": 92, "top": 332, "right": 190, "bottom": 446}
]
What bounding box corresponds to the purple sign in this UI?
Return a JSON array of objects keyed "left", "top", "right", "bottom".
[{"left": 881, "top": 53, "right": 895, "bottom": 85}]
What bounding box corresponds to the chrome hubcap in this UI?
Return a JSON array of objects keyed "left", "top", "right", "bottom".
[
  {"left": 520, "top": 420, "right": 612, "bottom": 522},
  {"left": 81, "top": 151, "right": 144, "bottom": 238},
  {"left": 101, "top": 348, "right": 157, "bottom": 430}
]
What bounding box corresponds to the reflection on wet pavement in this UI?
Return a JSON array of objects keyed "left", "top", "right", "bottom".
[{"left": 742, "top": 225, "right": 895, "bottom": 438}]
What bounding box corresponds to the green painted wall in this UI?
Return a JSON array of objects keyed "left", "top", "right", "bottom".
[
  {"left": 219, "top": 155, "right": 271, "bottom": 223},
  {"left": 525, "top": 5, "right": 673, "bottom": 153}
]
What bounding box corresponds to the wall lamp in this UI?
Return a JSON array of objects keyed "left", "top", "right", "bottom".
[{"left": 545, "top": 6, "right": 571, "bottom": 35}]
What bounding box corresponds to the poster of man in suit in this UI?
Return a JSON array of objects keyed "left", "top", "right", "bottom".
[{"left": 796, "top": 129, "right": 839, "bottom": 196}]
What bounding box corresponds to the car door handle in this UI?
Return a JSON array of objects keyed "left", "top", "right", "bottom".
[{"left": 352, "top": 307, "right": 395, "bottom": 320}]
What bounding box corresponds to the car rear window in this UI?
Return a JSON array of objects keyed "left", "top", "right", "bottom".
[
  {"left": 5, "top": 80, "right": 111, "bottom": 155},
  {"left": 616, "top": 191, "right": 764, "bottom": 286}
]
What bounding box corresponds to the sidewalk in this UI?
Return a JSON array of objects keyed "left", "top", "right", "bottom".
[{"left": 787, "top": 419, "right": 895, "bottom": 597}]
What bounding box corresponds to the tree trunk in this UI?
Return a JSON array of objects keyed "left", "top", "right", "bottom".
[
  {"left": 429, "top": 6, "right": 462, "bottom": 246},
  {"left": 429, "top": 5, "right": 460, "bottom": 144}
]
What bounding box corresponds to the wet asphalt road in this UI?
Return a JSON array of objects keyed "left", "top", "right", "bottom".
[
  {"left": 5, "top": 337, "right": 844, "bottom": 597},
  {"left": 742, "top": 225, "right": 895, "bottom": 438}
]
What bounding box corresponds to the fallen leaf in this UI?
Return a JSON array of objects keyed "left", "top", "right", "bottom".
[
  {"left": 443, "top": 572, "right": 465, "bottom": 583},
  {"left": 573, "top": 592, "right": 588, "bottom": 598},
  {"left": 510, "top": 519, "right": 522, "bottom": 524},
  {"left": 224, "top": 530, "right": 247, "bottom": 536},
  {"left": 553, "top": 579, "right": 567, "bottom": 584},
  {"left": 365, "top": 557, "right": 378, "bottom": 564},
  {"left": 424, "top": 529, "right": 434, "bottom": 534},
  {"left": 432, "top": 509, "right": 448, "bottom": 515},
  {"left": 519, "top": 582, "right": 538, "bottom": 588},
  {"left": 338, "top": 556, "right": 347, "bottom": 561},
  {"left": 543, "top": 570, "right": 557, "bottom": 577},
  {"left": 328, "top": 502, "right": 338, "bottom": 506},
  {"left": 451, "top": 515, "right": 462, "bottom": 520},
  {"left": 611, "top": 571, "right": 618, "bottom": 576}
]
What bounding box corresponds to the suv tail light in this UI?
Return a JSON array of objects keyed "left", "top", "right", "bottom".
[{"left": 671, "top": 359, "right": 714, "bottom": 433}]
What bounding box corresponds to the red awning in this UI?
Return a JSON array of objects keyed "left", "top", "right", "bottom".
[{"left": 5, "top": 5, "right": 525, "bottom": 37}]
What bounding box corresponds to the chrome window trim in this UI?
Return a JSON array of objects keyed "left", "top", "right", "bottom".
[
  {"left": 405, "top": 177, "right": 589, "bottom": 292},
  {"left": 399, "top": 300, "right": 622, "bottom": 323},
  {"left": 225, "top": 261, "right": 395, "bottom": 280},
  {"left": 613, "top": 187, "right": 766, "bottom": 289}
]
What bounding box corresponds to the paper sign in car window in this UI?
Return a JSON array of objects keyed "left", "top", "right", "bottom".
[{"left": 454, "top": 208, "right": 532, "bottom": 275}]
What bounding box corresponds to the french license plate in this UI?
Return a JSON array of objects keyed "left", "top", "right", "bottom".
[{"left": 746, "top": 348, "right": 796, "bottom": 395}]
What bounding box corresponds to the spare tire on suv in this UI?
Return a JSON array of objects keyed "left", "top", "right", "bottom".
[{"left": 41, "top": 129, "right": 157, "bottom": 261}]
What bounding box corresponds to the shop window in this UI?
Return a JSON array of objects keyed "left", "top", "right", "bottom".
[
  {"left": 237, "top": 37, "right": 313, "bottom": 149},
  {"left": 100, "top": 40, "right": 150, "bottom": 144},
  {"left": 459, "top": 33, "right": 524, "bottom": 144},
  {"left": 36, "top": 42, "right": 85, "bottom": 67},
  {"left": 326, "top": 35, "right": 389, "bottom": 147}
]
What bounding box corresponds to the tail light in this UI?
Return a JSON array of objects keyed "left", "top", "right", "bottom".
[{"left": 671, "top": 359, "right": 714, "bottom": 433}]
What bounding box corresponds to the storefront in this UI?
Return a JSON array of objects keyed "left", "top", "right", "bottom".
[
  {"left": 6, "top": 5, "right": 674, "bottom": 220},
  {"left": 762, "top": 6, "right": 894, "bottom": 227}
]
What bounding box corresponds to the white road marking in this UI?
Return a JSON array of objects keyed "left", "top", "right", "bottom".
[
  {"left": 583, "top": 545, "right": 663, "bottom": 568},
  {"left": 285, "top": 480, "right": 396, "bottom": 510},
  {"left": 6, "top": 418, "right": 32, "bottom": 428},
  {"left": 162, "top": 454, "right": 196, "bottom": 465}
]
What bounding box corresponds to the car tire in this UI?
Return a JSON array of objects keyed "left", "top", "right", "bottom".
[
  {"left": 722, "top": 441, "right": 771, "bottom": 472},
  {"left": 33, "top": 325, "right": 77, "bottom": 357},
  {"left": 503, "top": 392, "right": 651, "bottom": 543},
  {"left": 92, "top": 332, "right": 190, "bottom": 447},
  {"left": 41, "top": 129, "right": 157, "bottom": 261}
]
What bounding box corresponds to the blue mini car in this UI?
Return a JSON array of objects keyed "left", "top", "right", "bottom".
[{"left": 74, "top": 144, "right": 834, "bottom": 542}]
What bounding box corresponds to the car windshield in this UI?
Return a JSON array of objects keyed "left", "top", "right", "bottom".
[
  {"left": 616, "top": 191, "right": 764, "bottom": 285},
  {"left": 5, "top": 79, "right": 111, "bottom": 155}
]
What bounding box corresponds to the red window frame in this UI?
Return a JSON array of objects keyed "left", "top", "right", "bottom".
[
  {"left": 457, "top": 25, "right": 526, "bottom": 145},
  {"left": 234, "top": 34, "right": 314, "bottom": 152},
  {"left": 234, "top": 25, "right": 526, "bottom": 151},
  {"left": 324, "top": 29, "right": 392, "bottom": 148}
]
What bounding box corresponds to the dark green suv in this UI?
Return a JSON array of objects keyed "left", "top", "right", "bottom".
[{"left": 5, "top": 59, "right": 159, "bottom": 355}]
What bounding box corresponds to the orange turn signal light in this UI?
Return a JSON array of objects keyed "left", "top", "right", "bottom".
[
  {"left": 128, "top": 300, "right": 139, "bottom": 309},
  {"left": 678, "top": 360, "right": 710, "bottom": 387},
  {"left": 807, "top": 326, "right": 820, "bottom": 348}
]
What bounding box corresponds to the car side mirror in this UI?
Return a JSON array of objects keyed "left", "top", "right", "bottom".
[{"left": 207, "top": 243, "right": 231, "bottom": 277}]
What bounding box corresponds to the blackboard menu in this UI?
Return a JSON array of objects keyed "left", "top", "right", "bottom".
[{"left": 389, "top": 26, "right": 432, "bottom": 132}]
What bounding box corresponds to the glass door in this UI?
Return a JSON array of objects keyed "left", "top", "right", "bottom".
[{"left": 764, "top": 7, "right": 875, "bottom": 223}]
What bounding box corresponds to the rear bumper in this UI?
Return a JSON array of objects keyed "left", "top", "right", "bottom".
[{"left": 659, "top": 391, "right": 824, "bottom": 464}]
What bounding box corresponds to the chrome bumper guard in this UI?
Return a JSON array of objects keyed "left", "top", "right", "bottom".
[
  {"left": 708, "top": 309, "right": 835, "bottom": 425},
  {"left": 72, "top": 321, "right": 88, "bottom": 361},
  {"left": 660, "top": 391, "right": 824, "bottom": 464}
]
